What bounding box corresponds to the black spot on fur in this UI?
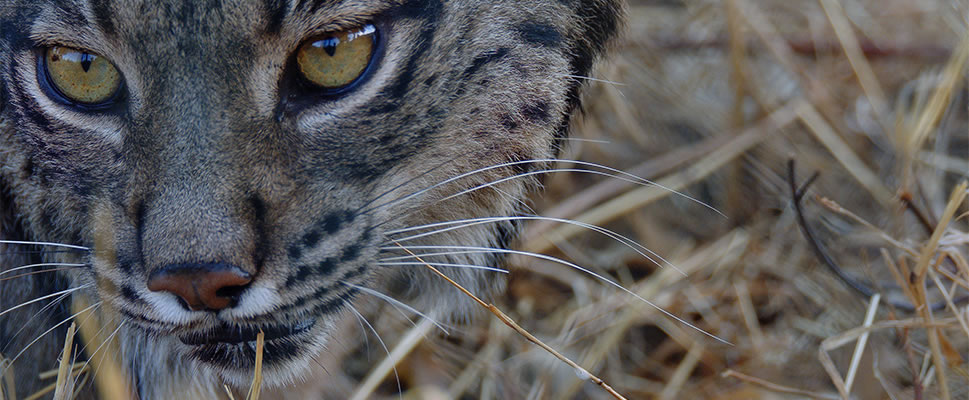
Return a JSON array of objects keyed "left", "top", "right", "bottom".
[
  {"left": 340, "top": 243, "right": 361, "bottom": 262},
  {"left": 312, "top": 288, "right": 358, "bottom": 315},
  {"left": 322, "top": 210, "right": 352, "bottom": 235},
  {"left": 120, "top": 285, "right": 140, "bottom": 302},
  {"left": 515, "top": 22, "right": 563, "bottom": 47},
  {"left": 285, "top": 265, "right": 311, "bottom": 288},
  {"left": 521, "top": 100, "right": 551, "bottom": 122},
  {"left": 288, "top": 243, "right": 302, "bottom": 261},
  {"left": 500, "top": 114, "right": 518, "bottom": 130},
  {"left": 315, "top": 257, "right": 337, "bottom": 276},
  {"left": 342, "top": 264, "right": 367, "bottom": 280},
  {"left": 301, "top": 230, "right": 322, "bottom": 248}
]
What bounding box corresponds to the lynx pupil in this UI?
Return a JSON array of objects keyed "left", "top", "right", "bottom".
[{"left": 319, "top": 37, "right": 339, "bottom": 57}]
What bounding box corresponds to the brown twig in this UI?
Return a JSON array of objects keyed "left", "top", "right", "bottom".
[
  {"left": 787, "top": 160, "right": 967, "bottom": 312},
  {"left": 900, "top": 191, "right": 938, "bottom": 235}
]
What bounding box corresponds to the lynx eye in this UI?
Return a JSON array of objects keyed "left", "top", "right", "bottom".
[
  {"left": 296, "top": 24, "right": 377, "bottom": 92},
  {"left": 43, "top": 46, "right": 122, "bottom": 106}
]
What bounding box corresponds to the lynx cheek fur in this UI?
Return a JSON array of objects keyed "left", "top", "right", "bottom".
[{"left": 0, "top": 0, "right": 621, "bottom": 397}]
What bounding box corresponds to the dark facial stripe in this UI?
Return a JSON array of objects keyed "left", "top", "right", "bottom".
[
  {"left": 515, "top": 21, "right": 563, "bottom": 48},
  {"left": 119, "top": 284, "right": 146, "bottom": 304},
  {"left": 462, "top": 48, "right": 511, "bottom": 80},
  {"left": 294, "top": 0, "right": 327, "bottom": 13},
  {"left": 262, "top": 0, "right": 289, "bottom": 34},
  {"left": 89, "top": 0, "right": 117, "bottom": 35},
  {"left": 249, "top": 195, "right": 270, "bottom": 269},
  {"left": 377, "top": 0, "right": 444, "bottom": 102},
  {"left": 50, "top": 0, "right": 86, "bottom": 24}
]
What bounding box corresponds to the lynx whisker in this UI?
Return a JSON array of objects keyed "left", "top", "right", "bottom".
[
  {"left": 0, "top": 249, "right": 88, "bottom": 256},
  {"left": 0, "top": 263, "right": 88, "bottom": 278},
  {"left": 378, "top": 261, "right": 508, "bottom": 274},
  {"left": 346, "top": 305, "right": 402, "bottom": 398},
  {"left": 0, "top": 286, "right": 89, "bottom": 359},
  {"left": 553, "top": 137, "right": 612, "bottom": 144},
  {"left": 73, "top": 320, "right": 125, "bottom": 392},
  {"left": 368, "top": 158, "right": 724, "bottom": 227},
  {"left": 356, "top": 154, "right": 466, "bottom": 215},
  {"left": 0, "top": 300, "right": 102, "bottom": 380},
  {"left": 342, "top": 282, "right": 450, "bottom": 335},
  {"left": 0, "top": 240, "right": 90, "bottom": 251},
  {"left": 0, "top": 267, "right": 86, "bottom": 282},
  {"left": 0, "top": 285, "right": 88, "bottom": 319},
  {"left": 436, "top": 167, "right": 715, "bottom": 218},
  {"left": 385, "top": 215, "right": 683, "bottom": 275},
  {"left": 557, "top": 73, "right": 626, "bottom": 86},
  {"left": 380, "top": 245, "right": 730, "bottom": 345}
]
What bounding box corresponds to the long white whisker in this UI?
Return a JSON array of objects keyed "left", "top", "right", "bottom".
[
  {"left": 356, "top": 155, "right": 464, "bottom": 214},
  {"left": 557, "top": 73, "right": 627, "bottom": 86},
  {"left": 378, "top": 261, "right": 509, "bottom": 274},
  {"left": 553, "top": 137, "right": 612, "bottom": 144},
  {"left": 365, "top": 159, "right": 724, "bottom": 217},
  {"left": 342, "top": 282, "right": 450, "bottom": 335},
  {"left": 0, "top": 263, "right": 88, "bottom": 277},
  {"left": 0, "top": 285, "right": 88, "bottom": 319},
  {"left": 0, "top": 287, "right": 83, "bottom": 358},
  {"left": 346, "top": 305, "right": 402, "bottom": 398},
  {"left": 379, "top": 245, "right": 731, "bottom": 345},
  {"left": 1, "top": 301, "right": 102, "bottom": 378},
  {"left": 437, "top": 168, "right": 722, "bottom": 219},
  {"left": 80, "top": 320, "right": 126, "bottom": 392},
  {"left": 384, "top": 216, "right": 684, "bottom": 275},
  {"left": 0, "top": 240, "right": 89, "bottom": 251}
]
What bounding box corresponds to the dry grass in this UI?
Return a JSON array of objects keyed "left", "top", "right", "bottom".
[
  {"left": 359, "top": 1, "right": 967, "bottom": 399},
  {"left": 2, "top": 0, "right": 966, "bottom": 399}
]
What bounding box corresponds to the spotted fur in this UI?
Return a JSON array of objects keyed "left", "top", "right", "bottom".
[{"left": 0, "top": 0, "right": 622, "bottom": 397}]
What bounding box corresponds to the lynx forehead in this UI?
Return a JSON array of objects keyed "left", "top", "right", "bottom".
[{"left": 0, "top": 0, "right": 621, "bottom": 397}]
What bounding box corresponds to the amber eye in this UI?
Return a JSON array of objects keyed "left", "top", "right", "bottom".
[
  {"left": 296, "top": 24, "right": 377, "bottom": 91},
  {"left": 43, "top": 46, "right": 122, "bottom": 106}
]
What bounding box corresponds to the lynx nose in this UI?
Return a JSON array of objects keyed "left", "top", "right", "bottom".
[{"left": 147, "top": 263, "right": 252, "bottom": 311}]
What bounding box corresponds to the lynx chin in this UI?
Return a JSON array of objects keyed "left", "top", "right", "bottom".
[{"left": 0, "top": 0, "right": 622, "bottom": 398}]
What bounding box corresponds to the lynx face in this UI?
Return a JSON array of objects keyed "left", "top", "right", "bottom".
[{"left": 0, "top": 0, "right": 620, "bottom": 395}]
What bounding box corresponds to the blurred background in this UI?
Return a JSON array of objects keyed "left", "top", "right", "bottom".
[{"left": 346, "top": 0, "right": 969, "bottom": 399}]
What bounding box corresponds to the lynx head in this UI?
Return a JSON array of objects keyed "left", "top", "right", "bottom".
[{"left": 0, "top": 0, "right": 621, "bottom": 392}]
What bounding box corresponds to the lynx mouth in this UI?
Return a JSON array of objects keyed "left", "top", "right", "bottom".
[{"left": 179, "top": 318, "right": 316, "bottom": 346}]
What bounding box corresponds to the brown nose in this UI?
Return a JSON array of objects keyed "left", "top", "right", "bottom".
[{"left": 147, "top": 263, "right": 252, "bottom": 311}]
